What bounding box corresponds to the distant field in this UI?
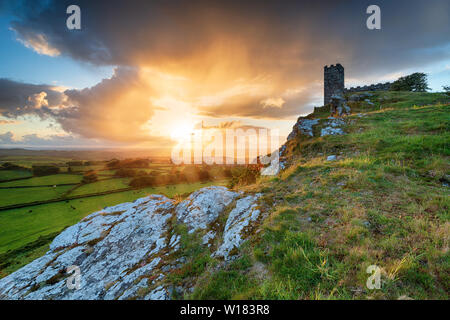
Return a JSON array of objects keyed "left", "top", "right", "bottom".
[
  {"left": 68, "top": 165, "right": 106, "bottom": 172},
  {"left": 0, "top": 173, "right": 82, "bottom": 187},
  {"left": 0, "top": 180, "right": 226, "bottom": 254},
  {"left": 0, "top": 156, "right": 229, "bottom": 278},
  {"left": 0, "top": 185, "right": 73, "bottom": 207},
  {"left": 0, "top": 156, "right": 71, "bottom": 168},
  {"left": 0, "top": 170, "right": 32, "bottom": 181},
  {"left": 69, "top": 177, "right": 131, "bottom": 196},
  {"left": 96, "top": 168, "right": 161, "bottom": 176}
]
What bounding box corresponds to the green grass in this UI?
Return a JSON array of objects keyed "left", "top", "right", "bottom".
[
  {"left": 193, "top": 91, "right": 449, "bottom": 300},
  {"left": 0, "top": 170, "right": 32, "bottom": 181},
  {"left": 1, "top": 91, "right": 448, "bottom": 298},
  {"left": 68, "top": 165, "right": 105, "bottom": 172},
  {"left": 0, "top": 173, "right": 82, "bottom": 187},
  {"left": 69, "top": 178, "right": 131, "bottom": 196},
  {"left": 0, "top": 231, "right": 60, "bottom": 279},
  {"left": 0, "top": 156, "right": 70, "bottom": 168},
  {"left": 0, "top": 180, "right": 226, "bottom": 257},
  {"left": 0, "top": 186, "right": 74, "bottom": 207},
  {"left": 96, "top": 168, "right": 163, "bottom": 176}
]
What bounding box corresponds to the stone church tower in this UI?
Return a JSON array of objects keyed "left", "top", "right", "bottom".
[{"left": 324, "top": 64, "right": 344, "bottom": 105}]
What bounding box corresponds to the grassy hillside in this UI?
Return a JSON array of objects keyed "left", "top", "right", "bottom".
[
  {"left": 191, "top": 91, "right": 449, "bottom": 300},
  {"left": 0, "top": 174, "right": 82, "bottom": 187},
  {"left": 0, "top": 91, "right": 447, "bottom": 299}
]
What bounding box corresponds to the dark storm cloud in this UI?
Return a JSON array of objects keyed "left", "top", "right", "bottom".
[
  {"left": 8, "top": 0, "right": 450, "bottom": 73},
  {"left": 0, "top": 78, "right": 66, "bottom": 118},
  {"left": 1, "top": 0, "right": 449, "bottom": 133}
]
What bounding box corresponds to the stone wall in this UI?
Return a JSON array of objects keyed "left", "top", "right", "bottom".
[
  {"left": 345, "top": 82, "right": 392, "bottom": 93},
  {"left": 324, "top": 64, "right": 344, "bottom": 105}
]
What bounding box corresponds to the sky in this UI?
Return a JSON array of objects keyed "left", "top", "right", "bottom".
[{"left": 0, "top": 0, "right": 449, "bottom": 152}]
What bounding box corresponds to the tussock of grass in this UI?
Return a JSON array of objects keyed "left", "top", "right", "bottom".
[{"left": 198, "top": 91, "right": 449, "bottom": 299}]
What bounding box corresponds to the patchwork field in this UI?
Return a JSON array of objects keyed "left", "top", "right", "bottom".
[
  {"left": 69, "top": 177, "right": 131, "bottom": 196},
  {"left": 0, "top": 158, "right": 229, "bottom": 278},
  {"left": 0, "top": 186, "right": 74, "bottom": 207},
  {"left": 0, "top": 170, "right": 32, "bottom": 181},
  {"left": 0, "top": 173, "right": 82, "bottom": 187}
]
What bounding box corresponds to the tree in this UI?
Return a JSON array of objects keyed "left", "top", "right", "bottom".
[
  {"left": 443, "top": 85, "right": 450, "bottom": 94},
  {"left": 129, "top": 176, "right": 156, "bottom": 188},
  {"left": 66, "top": 161, "right": 83, "bottom": 166},
  {"left": 32, "top": 165, "right": 60, "bottom": 176},
  {"left": 223, "top": 168, "right": 233, "bottom": 178},
  {"left": 82, "top": 170, "right": 98, "bottom": 183},
  {"left": 114, "top": 168, "right": 137, "bottom": 177},
  {"left": 228, "top": 165, "right": 260, "bottom": 188},
  {"left": 1, "top": 162, "right": 28, "bottom": 171},
  {"left": 198, "top": 169, "right": 211, "bottom": 182},
  {"left": 390, "top": 73, "right": 430, "bottom": 92}
]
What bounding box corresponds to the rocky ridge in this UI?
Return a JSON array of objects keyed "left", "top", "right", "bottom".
[{"left": 0, "top": 186, "right": 263, "bottom": 300}]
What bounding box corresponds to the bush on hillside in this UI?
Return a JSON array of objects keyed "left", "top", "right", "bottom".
[
  {"left": 391, "top": 72, "right": 430, "bottom": 92},
  {"left": 114, "top": 168, "right": 138, "bottom": 177},
  {"left": 228, "top": 165, "right": 261, "bottom": 188},
  {"left": 106, "top": 158, "right": 150, "bottom": 169},
  {"left": 223, "top": 168, "right": 233, "bottom": 178},
  {"left": 198, "top": 169, "right": 211, "bottom": 182},
  {"left": 32, "top": 165, "right": 60, "bottom": 176},
  {"left": 82, "top": 170, "right": 98, "bottom": 183},
  {"left": 129, "top": 176, "right": 156, "bottom": 188},
  {"left": 1, "top": 162, "right": 29, "bottom": 171},
  {"left": 443, "top": 85, "right": 450, "bottom": 94},
  {"left": 66, "top": 161, "right": 83, "bottom": 166}
]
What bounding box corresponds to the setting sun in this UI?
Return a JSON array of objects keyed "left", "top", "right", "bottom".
[{"left": 170, "top": 122, "right": 195, "bottom": 141}]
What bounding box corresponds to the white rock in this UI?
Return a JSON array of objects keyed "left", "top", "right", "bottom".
[
  {"left": 287, "top": 118, "right": 319, "bottom": 140},
  {"left": 321, "top": 118, "right": 346, "bottom": 136},
  {"left": 214, "top": 194, "right": 261, "bottom": 260},
  {"left": 0, "top": 186, "right": 264, "bottom": 300},
  {"left": 202, "top": 231, "right": 216, "bottom": 245},
  {"left": 176, "top": 186, "right": 239, "bottom": 233},
  {"left": 144, "top": 285, "right": 169, "bottom": 300},
  {"left": 327, "top": 155, "right": 337, "bottom": 161}
]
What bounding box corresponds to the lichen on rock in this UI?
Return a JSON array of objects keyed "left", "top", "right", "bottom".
[
  {"left": 214, "top": 194, "right": 262, "bottom": 260},
  {"left": 0, "top": 186, "right": 262, "bottom": 300}
]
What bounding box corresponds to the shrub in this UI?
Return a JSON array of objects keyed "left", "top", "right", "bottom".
[
  {"left": 1, "top": 162, "right": 29, "bottom": 171},
  {"left": 82, "top": 170, "right": 98, "bottom": 183},
  {"left": 32, "top": 165, "right": 60, "bottom": 176},
  {"left": 198, "top": 169, "right": 211, "bottom": 182},
  {"left": 391, "top": 72, "right": 430, "bottom": 92},
  {"left": 114, "top": 168, "right": 137, "bottom": 177},
  {"left": 223, "top": 168, "right": 233, "bottom": 178},
  {"left": 443, "top": 85, "right": 450, "bottom": 94},
  {"left": 229, "top": 165, "right": 261, "bottom": 187},
  {"left": 107, "top": 158, "right": 150, "bottom": 169},
  {"left": 129, "top": 176, "right": 156, "bottom": 187},
  {"left": 66, "top": 161, "right": 83, "bottom": 166},
  {"left": 106, "top": 159, "right": 121, "bottom": 169}
]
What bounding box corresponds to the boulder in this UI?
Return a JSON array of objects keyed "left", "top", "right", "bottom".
[
  {"left": 287, "top": 118, "right": 320, "bottom": 140},
  {"left": 321, "top": 118, "right": 346, "bottom": 136},
  {"left": 0, "top": 186, "right": 262, "bottom": 300},
  {"left": 330, "top": 94, "right": 350, "bottom": 117},
  {"left": 326, "top": 155, "right": 337, "bottom": 161}
]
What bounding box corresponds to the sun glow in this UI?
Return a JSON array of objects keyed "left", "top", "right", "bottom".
[{"left": 170, "top": 121, "right": 195, "bottom": 141}]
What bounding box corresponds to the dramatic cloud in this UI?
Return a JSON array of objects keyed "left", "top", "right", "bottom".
[
  {"left": 0, "top": 130, "right": 133, "bottom": 148},
  {"left": 0, "top": 120, "right": 20, "bottom": 125},
  {"left": 15, "top": 32, "right": 61, "bottom": 56},
  {"left": 0, "top": 131, "right": 14, "bottom": 144},
  {"left": 8, "top": 1, "right": 450, "bottom": 74},
  {"left": 1, "top": 0, "right": 449, "bottom": 146},
  {"left": 0, "top": 78, "right": 66, "bottom": 118},
  {"left": 58, "top": 67, "right": 158, "bottom": 142}
]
